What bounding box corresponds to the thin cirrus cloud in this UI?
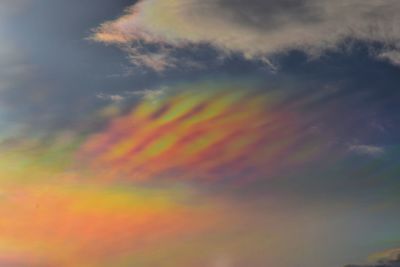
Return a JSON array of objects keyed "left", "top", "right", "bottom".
[
  {"left": 348, "top": 144, "right": 385, "bottom": 157},
  {"left": 96, "top": 88, "right": 166, "bottom": 104},
  {"left": 92, "top": 0, "right": 400, "bottom": 71}
]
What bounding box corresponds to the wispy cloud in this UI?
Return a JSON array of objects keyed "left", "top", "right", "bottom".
[
  {"left": 125, "top": 46, "right": 177, "bottom": 72},
  {"left": 96, "top": 88, "right": 166, "bottom": 103},
  {"left": 96, "top": 93, "right": 125, "bottom": 102},
  {"left": 377, "top": 50, "right": 400, "bottom": 66},
  {"left": 130, "top": 88, "right": 166, "bottom": 101},
  {"left": 348, "top": 144, "right": 385, "bottom": 157}
]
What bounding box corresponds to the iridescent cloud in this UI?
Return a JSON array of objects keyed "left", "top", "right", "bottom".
[
  {"left": 0, "top": 181, "right": 221, "bottom": 266},
  {"left": 0, "top": 79, "right": 398, "bottom": 267},
  {"left": 0, "top": 131, "right": 224, "bottom": 266},
  {"left": 80, "top": 81, "right": 327, "bottom": 183}
]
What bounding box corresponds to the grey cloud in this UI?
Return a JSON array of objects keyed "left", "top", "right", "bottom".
[
  {"left": 93, "top": 0, "right": 400, "bottom": 70},
  {"left": 344, "top": 255, "right": 400, "bottom": 267},
  {"left": 217, "top": 0, "right": 323, "bottom": 30},
  {"left": 378, "top": 50, "right": 400, "bottom": 66}
]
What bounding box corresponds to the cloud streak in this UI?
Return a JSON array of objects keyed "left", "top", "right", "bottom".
[{"left": 348, "top": 144, "right": 385, "bottom": 157}]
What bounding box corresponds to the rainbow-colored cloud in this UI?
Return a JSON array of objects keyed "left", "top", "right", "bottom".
[{"left": 80, "top": 82, "right": 325, "bottom": 183}]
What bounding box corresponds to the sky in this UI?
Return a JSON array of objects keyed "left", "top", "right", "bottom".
[{"left": 0, "top": 1, "right": 400, "bottom": 266}]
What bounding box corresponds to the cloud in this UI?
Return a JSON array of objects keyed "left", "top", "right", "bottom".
[
  {"left": 368, "top": 247, "right": 400, "bottom": 263},
  {"left": 96, "top": 88, "right": 166, "bottom": 104},
  {"left": 377, "top": 50, "right": 400, "bottom": 66},
  {"left": 96, "top": 93, "right": 125, "bottom": 102},
  {"left": 80, "top": 81, "right": 329, "bottom": 183},
  {"left": 348, "top": 144, "right": 385, "bottom": 157},
  {"left": 125, "top": 46, "right": 177, "bottom": 72},
  {"left": 345, "top": 248, "right": 400, "bottom": 267},
  {"left": 92, "top": 0, "right": 400, "bottom": 70},
  {"left": 130, "top": 88, "right": 166, "bottom": 101}
]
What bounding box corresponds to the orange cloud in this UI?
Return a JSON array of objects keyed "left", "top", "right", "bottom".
[{"left": 0, "top": 182, "right": 222, "bottom": 266}]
